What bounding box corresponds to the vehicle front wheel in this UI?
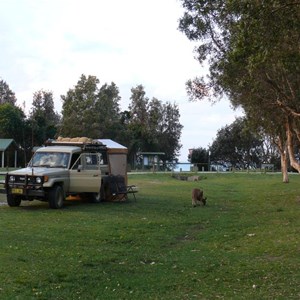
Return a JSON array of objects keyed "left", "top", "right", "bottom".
[
  {"left": 7, "top": 194, "right": 21, "bottom": 207},
  {"left": 48, "top": 185, "right": 64, "bottom": 209}
]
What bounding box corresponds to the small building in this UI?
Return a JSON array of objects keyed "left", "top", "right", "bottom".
[
  {"left": 0, "top": 139, "right": 18, "bottom": 168},
  {"left": 136, "top": 152, "right": 165, "bottom": 170}
]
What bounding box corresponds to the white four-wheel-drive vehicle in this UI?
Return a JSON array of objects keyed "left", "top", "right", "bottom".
[{"left": 4, "top": 138, "right": 129, "bottom": 208}]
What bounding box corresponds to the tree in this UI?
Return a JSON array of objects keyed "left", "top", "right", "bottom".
[
  {"left": 0, "top": 103, "right": 32, "bottom": 166},
  {"left": 246, "top": 109, "right": 288, "bottom": 179},
  {"left": 148, "top": 97, "right": 164, "bottom": 149},
  {"left": 179, "top": 0, "right": 300, "bottom": 181},
  {"left": 127, "top": 85, "right": 150, "bottom": 163},
  {"left": 96, "top": 82, "right": 123, "bottom": 139},
  {"left": 60, "top": 75, "right": 100, "bottom": 137},
  {"left": 60, "top": 78, "right": 183, "bottom": 166},
  {"left": 127, "top": 85, "right": 183, "bottom": 165},
  {"left": 209, "top": 117, "right": 264, "bottom": 169},
  {"left": 189, "top": 147, "right": 209, "bottom": 170},
  {"left": 158, "top": 102, "right": 183, "bottom": 162},
  {"left": 60, "top": 74, "right": 123, "bottom": 139},
  {"left": 0, "top": 103, "right": 27, "bottom": 143},
  {"left": 29, "top": 90, "right": 60, "bottom": 146},
  {"left": 0, "top": 79, "right": 17, "bottom": 105}
]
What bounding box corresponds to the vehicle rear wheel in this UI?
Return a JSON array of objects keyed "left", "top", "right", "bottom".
[
  {"left": 7, "top": 194, "right": 21, "bottom": 207},
  {"left": 48, "top": 185, "right": 64, "bottom": 209},
  {"left": 88, "top": 190, "right": 102, "bottom": 203}
]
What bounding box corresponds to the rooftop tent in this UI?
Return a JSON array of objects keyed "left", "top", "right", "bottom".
[
  {"left": 96, "top": 139, "right": 127, "bottom": 153},
  {"left": 0, "top": 139, "right": 18, "bottom": 168},
  {"left": 95, "top": 139, "right": 128, "bottom": 179}
]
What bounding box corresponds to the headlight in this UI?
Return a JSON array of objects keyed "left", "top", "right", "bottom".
[
  {"left": 9, "top": 176, "right": 15, "bottom": 182},
  {"left": 36, "top": 177, "right": 42, "bottom": 184}
]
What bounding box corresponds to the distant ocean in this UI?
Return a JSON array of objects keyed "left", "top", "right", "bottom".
[{"left": 173, "top": 163, "right": 193, "bottom": 172}]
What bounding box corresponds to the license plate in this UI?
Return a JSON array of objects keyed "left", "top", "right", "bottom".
[{"left": 12, "top": 188, "right": 23, "bottom": 194}]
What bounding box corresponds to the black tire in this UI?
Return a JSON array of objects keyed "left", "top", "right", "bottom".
[
  {"left": 7, "top": 194, "right": 21, "bottom": 207},
  {"left": 48, "top": 185, "right": 64, "bottom": 209},
  {"left": 87, "top": 184, "right": 104, "bottom": 203},
  {"left": 89, "top": 192, "right": 102, "bottom": 203}
]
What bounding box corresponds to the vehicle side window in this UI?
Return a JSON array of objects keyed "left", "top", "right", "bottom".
[
  {"left": 71, "top": 153, "right": 101, "bottom": 170},
  {"left": 85, "top": 153, "right": 100, "bottom": 170},
  {"left": 70, "top": 153, "right": 80, "bottom": 169},
  {"left": 100, "top": 151, "right": 108, "bottom": 164}
]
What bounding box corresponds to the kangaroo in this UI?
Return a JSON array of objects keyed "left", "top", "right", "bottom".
[{"left": 191, "top": 188, "right": 207, "bottom": 207}]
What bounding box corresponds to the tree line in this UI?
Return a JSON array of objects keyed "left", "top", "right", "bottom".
[
  {"left": 0, "top": 75, "right": 183, "bottom": 167},
  {"left": 179, "top": 0, "right": 300, "bottom": 182},
  {"left": 190, "top": 117, "right": 282, "bottom": 171}
]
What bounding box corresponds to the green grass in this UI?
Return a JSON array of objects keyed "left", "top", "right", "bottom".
[{"left": 0, "top": 173, "right": 299, "bottom": 299}]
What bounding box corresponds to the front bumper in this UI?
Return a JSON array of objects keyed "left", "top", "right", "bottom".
[
  {"left": 5, "top": 173, "right": 47, "bottom": 198},
  {"left": 6, "top": 185, "right": 46, "bottom": 198}
]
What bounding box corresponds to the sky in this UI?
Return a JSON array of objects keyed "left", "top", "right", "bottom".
[{"left": 0, "top": 0, "right": 243, "bottom": 161}]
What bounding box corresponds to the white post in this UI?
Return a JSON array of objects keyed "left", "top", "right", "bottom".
[
  {"left": 15, "top": 150, "right": 17, "bottom": 168},
  {"left": 1, "top": 151, "right": 4, "bottom": 168}
]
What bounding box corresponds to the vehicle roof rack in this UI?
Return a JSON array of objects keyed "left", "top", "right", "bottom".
[{"left": 44, "top": 137, "right": 107, "bottom": 152}]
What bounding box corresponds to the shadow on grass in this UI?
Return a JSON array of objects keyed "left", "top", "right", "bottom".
[{"left": 0, "top": 198, "right": 135, "bottom": 211}]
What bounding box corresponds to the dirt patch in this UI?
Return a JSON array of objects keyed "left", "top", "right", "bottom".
[
  {"left": 172, "top": 174, "right": 206, "bottom": 181},
  {"left": 171, "top": 224, "right": 206, "bottom": 246}
]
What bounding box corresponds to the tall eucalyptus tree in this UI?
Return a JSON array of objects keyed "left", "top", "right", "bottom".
[{"left": 179, "top": 0, "right": 300, "bottom": 181}]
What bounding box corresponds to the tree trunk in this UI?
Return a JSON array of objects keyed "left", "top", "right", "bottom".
[
  {"left": 274, "top": 133, "right": 289, "bottom": 183},
  {"left": 286, "top": 118, "right": 300, "bottom": 173},
  {"left": 280, "top": 152, "right": 289, "bottom": 183}
]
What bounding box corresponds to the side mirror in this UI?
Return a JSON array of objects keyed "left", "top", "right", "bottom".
[{"left": 77, "top": 165, "right": 82, "bottom": 172}]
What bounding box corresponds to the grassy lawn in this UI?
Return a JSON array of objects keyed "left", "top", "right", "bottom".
[{"left": 0, "top": 173, "right": 299, "bottom": 299}]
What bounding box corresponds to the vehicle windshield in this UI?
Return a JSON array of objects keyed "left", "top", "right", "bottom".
[{"left": 29, "top": 152, "right": 70, "bottom": 168}]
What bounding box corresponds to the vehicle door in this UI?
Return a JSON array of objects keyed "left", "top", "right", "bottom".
[{"left": 69, "top": 153, "right": 102, "bottom": 193}]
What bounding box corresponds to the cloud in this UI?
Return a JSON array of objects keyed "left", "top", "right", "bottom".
[
  {"left": 0, "top": 0, "right": 243, "bottom": 161},
  {"left": 178, "top": 100, "right": 243, "bottom": 160}
]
